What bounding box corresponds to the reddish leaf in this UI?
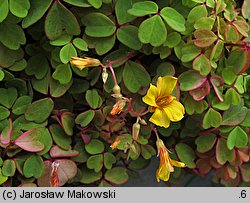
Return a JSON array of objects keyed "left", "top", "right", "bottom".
[
  {"left": 37, "top": 159, "right": 77, "bottom": 187},
  {"left": 210, "top": 75, "right": 224, "bottom": 102},
  {"left": 194, "top": 29, "right": 217, "bottom": 48},
  {"left": 232, "top": 20, "right": 249, "bottom": 37},
  {"left": 14, "top": 129, "right": 44, "bottom": 152},
  {"left": 189, "top": 80, "right": 210, "bottom": 101},
  {"left": 50, "top": 145, "right": 80, "bottom": 158}
]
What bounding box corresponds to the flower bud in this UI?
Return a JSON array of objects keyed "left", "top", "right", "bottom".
[
  {"left": 110, "top": 137, "right": 122, "bottom": 150},
  {"left": 102, "top": 71, "right": 108, "bottom": 84},
  {"left": 140, "top": 119, "right": 147, "bottom": 125},
  {"left": 70, "top": 57, "right": 100, "bottom": 70},
  {"left": 132, "top": 122, "right": 140, "bottom": 140},
  {"left": 113, "top": 84, "right": 121, "bottom": 94}
]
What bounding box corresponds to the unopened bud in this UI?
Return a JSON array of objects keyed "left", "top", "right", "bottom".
[
  {"left": 113, "top": 84, "right": 121, "bottom": 94},
  {"left": 102, "top": 71, "right": 108, "bottom": 84},
  {"left": 132, "top": 122, "right": 140, "bottom": 140},
  {"left": 140, "top": 119, "right": 147, "bottom": 125}
]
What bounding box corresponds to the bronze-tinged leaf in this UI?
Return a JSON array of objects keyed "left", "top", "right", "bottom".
[
  {"left": 194, "top": 29, "right": 217, "bottom": 48},
  {"left": 232, "top": 20, "right": 249, "bottom": 37}
]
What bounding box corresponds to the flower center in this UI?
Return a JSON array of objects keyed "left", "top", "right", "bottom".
[{"left": 156, "top": 95, "right": 174, "bottom": 109}]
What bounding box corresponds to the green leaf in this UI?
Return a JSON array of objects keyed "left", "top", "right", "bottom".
[
  {"left": 87, "top": 154, "right": 103, "bottom": 172},
  {"left": 0, "top": 106, "right": 10, "bottom": 120},
  {"left": 50, "top": 34, "right": 72, "bottom": 46},
  {"left": 194, "top": 17, "right": 215, "bottom": 30},
  {"left": 222, "top": 68, "right": 236, "bottom": 85},
  {"left": 73, "top": 38, "right": 88, "bottom": 51},
  {"left": 25, "top": 54, "right": 49, "bottom": 80},
  {"left": 87, "top": 0, "right": 102, "bottom": 9},
  {"left": 216, "top": 138, "right": 234, "bottom": 165},
  {"left": 2, "top": 159, "right": 16, "bottom": 177},
  {"left": 50, "top": 145, "right": 79, "bottom": 158},
  {"left": 179, "top": 70, "right": 206, "bottom": 91},
  {"left": 45, "top": 1, "right": 80, "bottom": 40},
  {"left": 75, "top": 110, "right": 95, "bottom": 127},
  {"left": 117, "top": 26, "right": 142, "bottom": 50},
  {"left": 227, "top": 49, "right": 248, "bottom": 74},
  {"left": 203, "top": 108, "right": 222, "bottom": 129},
  {"left": 50, "top": 78, "right": 73, "bottom": 98},
  {"left": 80, "top": 167, "right": 102, "bottom": 184},
  {"left": 12, "top": 96, "right": 32, "bottom": 115},
  {"left": 84, "top": 34, "right": 116, "bottom": 55},
  {"left": 242, "top": 0, "right": 250, "bottom": 20},
  {"left": 194, "top": 29, "right": 217, "bottom": 48},
  {"left": 0, "top": 69, "right": 4, "bottom": 81},
  {"left": 225, "top": 88, "right": 240, "bottom": 106},
  {"left": 0, "top": 22, "right": 26, "bottom": 50},
  {"left": 59, "top": 43, "right": 77, "bottom": 64},
  {"left": 25, "top": 98, "right": 54, "bottom": 123},
  {"left": 181, "top": 44, "right": 201, "bottom": 62},
  {"left": 9, "top": 0, "right": 30, "bottom": 18},
  {"left": 85, "top": 139, "right": 104, "bottom": 155},
  {"left": 187, "top": 5, "right": 207, "bottom": 23},
  {"left": 175, "top": 143, "right": 196, "bottom": 168},
  {"left": 63, "top": 0, "right": 91, "bottom": 7},
  {"left": 103, "top": 152, "right": 116, "bottom": 169},
  {"left": 22, "top": 0, "right": 53, "bottom": 28},
  {"left": 82, "top": 12, "right": 116, "bottom": 37},
  {"left": 123, "top": 60, "right": 150, "bottom": 93},
  {"left": 193, "top": 54, "right": 211, "bottom": 76},
  {"left": 160, "top": 7, "right": 186, "bottom": 32},
  {"left": 128, "top": 1, "right": 158, "bottom": 17},
  {"left": 138, "top": 15, "right": 167, "bottom": 47},
  {"left": 0, "top": 87, "right": 17, "bottom": 108},
  {"left": 85, "top": 89, "right": 102, "bottom": 109},
  {"left": 49, "top": 124, "right": 72, "bottom": 150},
  {"left": 195, "top": 133, "right": 217, "bottom": 153},
  {"left": 0, "top": 170, "right": 8, "bottom": 185},
  {"left": 164, "top": 32, "right": 181, "bottom": 48},
  {"left": 104, "top": 167, "right": 128, "bottom": 185},
  {"left": 241, "top": 109, "right": 250, "bottom": 127},
  {"left": 227, "top": 126, "right": 248, "bottom": 150},
  {"left": 61, "top": 113, "right": 75, "bottom": 136},
  {"left": 37, "top": 127, "right": 53, "bottom": 155},
  {"left": 23, "top": 155, "right": 43, "bottom": 179},
  {"left": 115, "top": 0, "right": 135, "bottom": 24},
  {"left": 0, "top": 0, "right": 9, "bottom": 23},
  {"left": 52, "top": 64, "right": 72, "bottom": 85}
]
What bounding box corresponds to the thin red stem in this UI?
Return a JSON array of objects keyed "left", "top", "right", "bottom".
[{"left": 150, "top": 125, "right": 160, "bottom": 140}]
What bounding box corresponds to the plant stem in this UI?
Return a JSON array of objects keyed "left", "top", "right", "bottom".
[{"left": 151, "top": 125, "right": 160, "bottom": 140}]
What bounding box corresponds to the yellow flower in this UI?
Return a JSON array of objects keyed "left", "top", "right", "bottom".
[
  {"left": 142, "top": 76, "right": 185, "bottom": 128},
  {"left": 156, "top": 139, "right": 185, "bottom": 182},
  {"left": 70, "top": 57, "right": 100, "bottom": 70}
]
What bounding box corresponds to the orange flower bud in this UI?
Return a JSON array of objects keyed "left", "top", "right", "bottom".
[
  {"left": 110, "top": 137, "right": 122, "bottom": 150},
  {"left": 110, "top": 99, "right": 126, "bottom": 115}
]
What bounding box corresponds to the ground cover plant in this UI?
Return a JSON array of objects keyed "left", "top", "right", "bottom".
[{"left": 0, "top": 0, "right": 250, "bottom": 187}]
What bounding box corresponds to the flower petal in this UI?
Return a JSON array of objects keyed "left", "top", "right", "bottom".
[
  {"left": 142, "top": 84, "right": 158, "bottom": 107},
  {"left": 157, "top": 76, "right": 177, "bottom": 97},
  {"left": 156, "top": 166, "right": 170, "bottom": 182},
  {"left": 171, "top": 160, "right": 186, "bottom": 168},
  {"left": 149, "top": 108, "right": 170, "bottom": 128},
  {"left": 164, "top": 100, "right": 185, "bottom": 122}
]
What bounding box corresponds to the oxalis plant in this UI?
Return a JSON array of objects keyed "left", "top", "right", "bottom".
[{"left": 0, "top": 0, "right": 250, "bottom": 187}]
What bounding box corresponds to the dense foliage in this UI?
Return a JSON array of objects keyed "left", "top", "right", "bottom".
[{"left": 0, "top": 0, "right": 250, "bottom": 187}]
